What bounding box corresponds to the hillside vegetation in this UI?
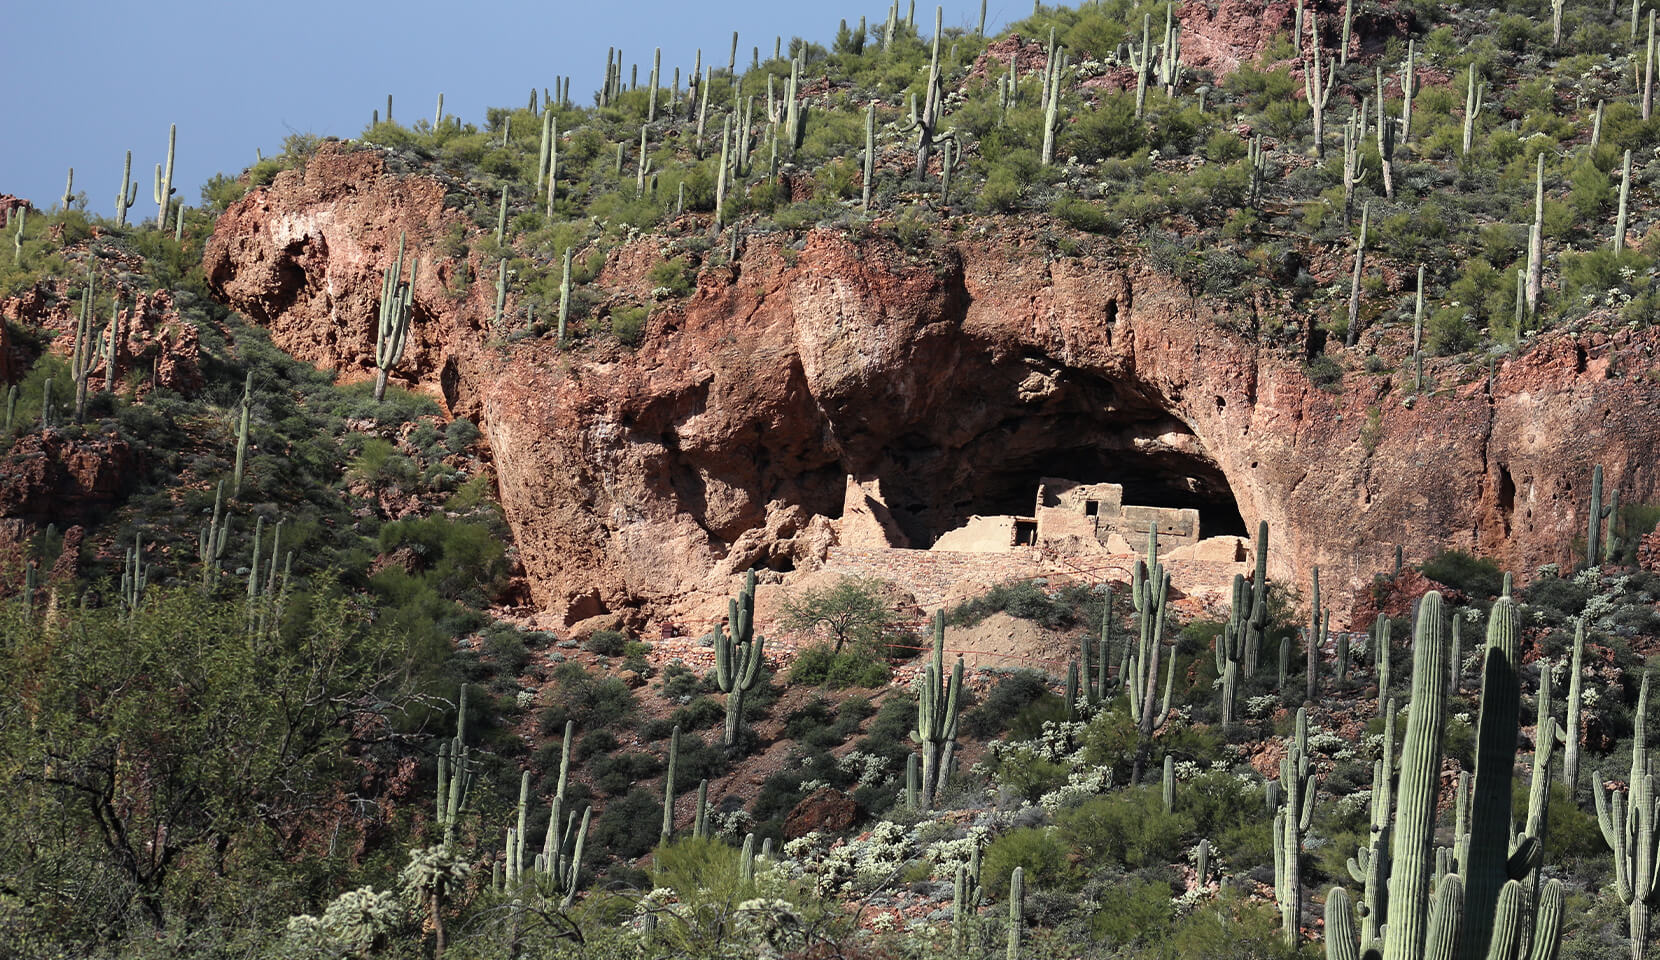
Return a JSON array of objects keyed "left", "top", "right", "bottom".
[{"left": 2, "top": 0, "right": 1659, "bottom": 958}]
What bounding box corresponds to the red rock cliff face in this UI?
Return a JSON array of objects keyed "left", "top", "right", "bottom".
[{"left": 205, "top": 146, "right": 1660, "bottom": 626}]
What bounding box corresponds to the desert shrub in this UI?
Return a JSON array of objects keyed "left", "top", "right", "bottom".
[
  {"left": 610, "top": 306, "right": 649, "bottom": 345},
  {"left": 647, "top": 257, "right": 694, "bottom": 297},
  {"left": 988, "top": 746, "right": 1071, "bottom": 801},
  {"left": 1051, "top": 196, "right": 1114, "bottom": 233},
  {"left": 854, "top": 696, "right": 917, "bottom": 764},
  {"left": 583, "top": 629, "right": 628, "bottom": 656},
  {"left": 590, "top": 788, "right": 662, "bottom": 859},
  {"left": 537, "top": 663, "right": 637, "bottom": 732},
  {"left": 478, "top": 625, "right": 530, "bottom": 676},
  {"left": 981, "top": 826, "right": 1079, "bottom": 898},
  {"left": 376, "top": 514, "right": 510, "bottom": 604},
  {"left": 1088, "top": 875, "right": 1175, "bottom": 945},
  {"left": 1421, "top": 550, "right": 1505, "bottom": 598},
  {"left": 961, "top": 671, "right": 1052, "bottom": 738},
  {"left": 575, "top": 730, "right": 619, "bottom": 761},
  {"left": 658, "top": 662, "right": 708, "bottom": 702},
  {"left": 590, "top": 751, "right": 663, "bottom": 795},
  {"left": 1057, "top": 787, "right": 1194, "bottom": 870},
  {"left": 787, "top": 644, "right": 891, "bottom": 688},
  {"left": 946, "top": 580, "right": 1076, "bottom": 629},
  {"left": 1524, "top": 575, "right": 1590, "bottom": 619}
]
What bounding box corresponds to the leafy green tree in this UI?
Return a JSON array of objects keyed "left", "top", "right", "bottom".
[
  {"left": 0, "top": 579, "right": 424, "bottom": 941},
  {"left": 778, "top": 576, "right": 899, "bottom": 654}
]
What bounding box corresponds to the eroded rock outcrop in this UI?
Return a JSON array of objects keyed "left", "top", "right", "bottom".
[{"left": 205, "top": 145, "right": 1660, "bottom": 627}]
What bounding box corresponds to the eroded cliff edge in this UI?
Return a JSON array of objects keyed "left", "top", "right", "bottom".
[{"left": 205, "top": 144, "right": 1660, "bottom": 626}]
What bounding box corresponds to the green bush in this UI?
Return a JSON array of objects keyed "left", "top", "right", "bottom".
[
  {"left": 537, "top": 663, "right": 637, "bottom": 732},
  {"left": 786, "top": 643, "right": 892, "bottom": 688},
  {"left": 1088, "top": 876, "right": 1174, "bottom": 946},
  {"left": 961, "top": 671, "right": 1052, "bottom": 738},
  {"left": 583, "top": 629, "right": 629, "bottom": 656},
  {"left": 590, "top": 788, "right": 662, "bottom": 859},
  {"left": 946, "top": 580, "right": 1077, "bottom": 629},
  {"left": 981, "top": 826, "right": 1078, "bottom": 898},
  {"left": 1056, "top": 787, "right": 1194, "bottom": 870},
  {"left": 1420, "top": 549, "right": 1505, "bottom": 598},
  {"left": 610, "top": 305, "right": 649, "bottom": 345}
]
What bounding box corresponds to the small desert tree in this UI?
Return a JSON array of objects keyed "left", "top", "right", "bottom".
[{"left": 779, "top": 576, "right": 899, "bottom": 654}]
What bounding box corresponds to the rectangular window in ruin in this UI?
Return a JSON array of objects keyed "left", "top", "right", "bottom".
[
  {"left": 1014, "top": 520, "right": 1037, "bottom": 546},
  {"left": 1085, "top": 501, "right": 1099, "bottom": 517}
]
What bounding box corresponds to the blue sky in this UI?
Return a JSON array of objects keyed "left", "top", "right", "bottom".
[{"left": 3, "top": 0, "right": 1015, "bottom": 219}]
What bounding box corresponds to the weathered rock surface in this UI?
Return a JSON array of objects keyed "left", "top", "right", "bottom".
[
  {"left": 205, "top": 145, "right": 1660, "bottom": 628},
  {"left": 784, "top": 787, "right": 860, "bottom": 840},
  {"left": 0, "top": 433, "right": 139, "bottom": 581}
]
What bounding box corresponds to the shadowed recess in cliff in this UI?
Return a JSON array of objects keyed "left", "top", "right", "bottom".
[{"left": 838, "top": 359, "right": 1249, "bottom": 546}]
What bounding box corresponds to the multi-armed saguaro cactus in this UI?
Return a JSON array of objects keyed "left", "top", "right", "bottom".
[
  {"left": 1462, "top": 63, "right": 1485, "bottom": 156},
  {"left": 120, "top": 533, "right": 148, "bottom": 617},
  {"left": 896, "top": 6, "right": 954, "bottom": 183},
  {"left": 1302, "top": 13, "right": 1336, "bottom": 157},
  {"left": 198, "top": 479, "right": 231, "bottom": 592},
  {"left": 533, "top": 726, "right": 586, "bottom": 896},
  {"left": 1129, "top": 524, "right": 1172, "bottom": 778},
  {"left": 1324, "top": 592, "right": 1536, "bottom": 960},
  {"left": 1347, "top": 696, "right": 1396, "bottom": 950},
  {"left": 1594, "top": 672, "right": 1660, "bottom": 960},
  {"left": 375, "top": 232, "right": 417, "bottom": 403},
  {"left": 115, "top": 150, "right": 138, "bottom": 226},
  {"left": 1456, "top": 594, "right": 1556, "bottom": 960},
  {"left": 715, "top": 571, "right": 766, "bottom": 748},
  {"left": 1274, "top": 707, "right": 1317, "bottom": 946},
  {"left": 912, "top": 609, "right": 964, "bottom": 809},
  {"left": 435, "top": 686, "right": 475, "bottom": 847}
]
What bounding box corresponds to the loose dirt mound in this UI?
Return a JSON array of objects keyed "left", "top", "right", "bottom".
[{"left": 942, "top": 612, "right": 1075, "bottom": 674}]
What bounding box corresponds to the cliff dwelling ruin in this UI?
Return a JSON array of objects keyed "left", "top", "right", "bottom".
[{"left": 826, "top": 474, "right": 1255, "bottom": 608}]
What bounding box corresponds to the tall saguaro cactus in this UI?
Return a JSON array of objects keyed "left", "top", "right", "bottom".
[
  {"left": 714, "top": 571, "right": 766, "bottom": 747},
  {"left": 154, "top": 124, "right": 176, "bottom": 232},
  {"left": 1595, "top": 672, "right": 1660, "bottom": 960},
  {"left": 1457, "top": 596, "right": 1545, "bottom": 960},
  {"left": 912, "top": 609, "right": 964, "bottom": 808},
  {"left": 375, "top": 233, "right": 417, "bottom": 402},
  {"left": 1129, "top": 524, "right": 1173, "bottom": 781},
  {"left": 1275, "top": 707, "right": 1317, "bottom": 945},
  {"left": 1326, "top": 593, "right": 1487, "bottom": 960}
]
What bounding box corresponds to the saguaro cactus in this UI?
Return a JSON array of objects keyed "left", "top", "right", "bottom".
[
  {"left": 1586, "top": 464, "right": 1614, "bottom": 567},
  {"left": 114, "top": 151, "right": 138, "bottom": 226},
  {"left": 1594, "top": 672, "right": 1660, "bottom": 960},
  {"left": 912, "top": 609, "right": 964, "bottom": 808},
  {"left": 1562, "top": 619, "right": 1586, "bottom": 791},
  {"left": 661, "top": 723, "right": 681, "bottom": 845},
  {"left": 1007, "top": 867, "right": 1024, "bottom": 960},
  {"left": 1130, "top": 524, "right": 1173, "bottom": 781},
  {"left": 1458, "top": 596, "right": 1546, "bottom": 960},
  {"left": 714, "top": 571, "right": 766, "bottom": 747},
  {"left": 154, "top": 124, "right": 176, "bottom": 232},
  {"left": 1303, "top": 14, "right": 1337, "bottom": 157},
  {"left": 375, "top": 233, "right": 416, "bottom": 402},
  {"left": 1326, "top": 593, "right": 1462, "bottom": 960},
  {"left": 1275, "top": 707, "right": 1317, "bottom": 945}
]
